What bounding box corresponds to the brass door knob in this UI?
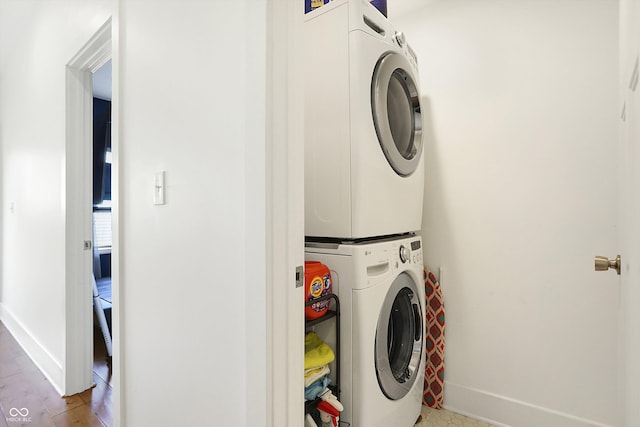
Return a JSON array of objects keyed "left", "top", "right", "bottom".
[{"left": 594, "top": 255, "right": 621, "bottom": 275}]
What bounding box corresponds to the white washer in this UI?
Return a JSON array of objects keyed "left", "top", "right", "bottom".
[
  {"left": 305, "top": 235, "right": 425, "bottom": 427},
  {"left": 304, "top": 0, "right": 425, "bottom": 240}
]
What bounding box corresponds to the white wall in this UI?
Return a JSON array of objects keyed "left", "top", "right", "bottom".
[
  {"left": 117, "top": 1, "right": 266, "bottom": 426},
  {"left": 0, "top": 0, "right": 111, "bottom": 391},
  {"left": 394, "top": 1, "right": 620, "bottom": 425},
  {"left": 1, "top": 1, "right": 269, "bottom": 425}
]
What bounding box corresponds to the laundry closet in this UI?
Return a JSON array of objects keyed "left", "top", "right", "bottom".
[
  {"left": 303, "top": 0, "right": 630, "bottom": 426},
  {"left": 303, "top": 1, "right": 428, "bottom": 426}
]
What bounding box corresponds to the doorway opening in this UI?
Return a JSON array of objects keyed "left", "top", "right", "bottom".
[
  {"left": 91, "top": 58, "right": 113, "bottom": 394},
  {"left": 64, "top": 19, "right": 116, "bottom": 418}
]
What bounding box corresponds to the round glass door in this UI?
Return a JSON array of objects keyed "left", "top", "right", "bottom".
[
  {"left": 375, "top": 272, "right": 423, "bottom": 400},
  {"left": 371, "top": 52, "right": 423, "bottom": 177}
]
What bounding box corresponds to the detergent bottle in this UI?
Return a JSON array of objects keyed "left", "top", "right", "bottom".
[{"left": 304, "top": 261, "right": 332, "bottom": 320}]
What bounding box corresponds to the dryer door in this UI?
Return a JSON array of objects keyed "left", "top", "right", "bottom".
[
  {"left": 371, "top": 52, "right": 423, "bottom": 177},
  {"left": 375, "top": 271, "right": 424, "bottom": 400}
]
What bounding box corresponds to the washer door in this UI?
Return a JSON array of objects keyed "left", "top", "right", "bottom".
[
  {"left": 371, "top": 52, "right": 423, "bottom": 177},
  {"left": 375, "top": 271, "right": 424, "bottom": 400}
]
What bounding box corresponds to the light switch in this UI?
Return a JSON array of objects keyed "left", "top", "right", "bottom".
[{"left": 154, "top": 171, "right": 166, "bottom": 205}]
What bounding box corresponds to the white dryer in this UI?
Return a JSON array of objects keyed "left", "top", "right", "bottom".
[
  {"left": 304, "top": 0, "right": 425, "bottom": 240},
  {"left": 305, "top": 235, "right": 425, "bottom": 427}
]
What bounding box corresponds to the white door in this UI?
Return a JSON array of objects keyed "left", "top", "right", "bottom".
[{"left": 618, "top": 0, "right": 640, "bottom": 424}]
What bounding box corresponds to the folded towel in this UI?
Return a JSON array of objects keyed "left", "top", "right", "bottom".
[
  {"left": 304, "top": 364, "right": 330, "bottom": 387},
  {"left": 304, "top": 375, "right": 331, "bottom": 401},
  {"left": 304, "top": 332, "right": 335, "bottom": 370}
]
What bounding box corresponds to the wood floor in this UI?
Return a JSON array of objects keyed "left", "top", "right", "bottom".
[{"left": 0, "top": 321, "right": 112, "bottom": 427}]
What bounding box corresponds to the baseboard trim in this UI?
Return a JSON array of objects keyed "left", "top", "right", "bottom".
[
  {"left": 443, "top": 381, "right": 614, "bottom": 427},
  {"left": 0, "top": 303, "right": 64, "bottom": 395}
]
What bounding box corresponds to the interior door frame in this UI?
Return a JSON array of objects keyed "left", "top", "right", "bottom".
[
  {"left": 266, "top": 1, "right": 305, "bottom": 425},
  {"left": 64, "top": 18, "right": 112, "bottom": 396}
]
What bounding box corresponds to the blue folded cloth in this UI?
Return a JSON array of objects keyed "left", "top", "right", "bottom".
[{"left": 304, "top": 375, "right": 331, "bottom": 401}]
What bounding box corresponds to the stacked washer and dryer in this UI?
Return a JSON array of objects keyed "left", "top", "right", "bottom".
[{"left": 304, "top": 1, "right": 426, "bottom": 426}]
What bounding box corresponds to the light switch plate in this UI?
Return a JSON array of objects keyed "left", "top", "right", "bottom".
[{"left": 154, "top": 171, "right": 166, "bottom": 205}]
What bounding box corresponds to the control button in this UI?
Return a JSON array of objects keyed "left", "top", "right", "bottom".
[{"left": 399, "top": 245, "right": 410, "bottom": 263}]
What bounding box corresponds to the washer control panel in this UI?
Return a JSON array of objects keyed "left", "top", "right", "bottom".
[
  {"left": 410, "top": 239, "right": 423, "bottom": 265},
  {"left": 391, "top": 237, "right": 423, "bottom": 268}
]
